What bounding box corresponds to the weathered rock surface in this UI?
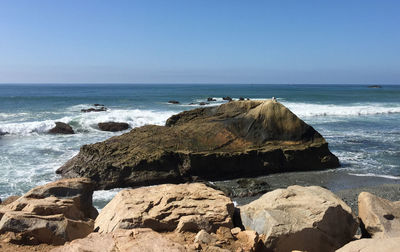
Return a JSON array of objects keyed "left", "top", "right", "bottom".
[
  {"left": 95, "top": 183, "right": 234, "bottom": 233},
  {"left": 48, "top": 122, "right": 74, "bottom": 134},
  {"left": 358, "top": 192, "right": 400, "bottom": 238},
  {"left": 98, "top": 122, "right": 129, "bottom": 132},
  {"left": 207, "top": 97, "right": 216, "bottom": 101},
  {"left": 0, "top": 178, "right": 97, "bottom": 245},
  {"left": 52, "top": 228, "right": 189, "bottom": 252},
  {"left": 240, "top": 185, "right": 358, "bottom": 252},
  {"left": 0, "top": 196, "right": 19, "bottom": 206},
  {"left": 57, "top": 100, "right": 339, "bottom": 190},
  {"left": 336, "top": 237, "right": 400, "bottom": 252}
]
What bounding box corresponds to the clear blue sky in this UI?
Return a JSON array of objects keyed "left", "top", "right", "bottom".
[{"left": 0, "top": 0, "right": 399, "bottom": 84}]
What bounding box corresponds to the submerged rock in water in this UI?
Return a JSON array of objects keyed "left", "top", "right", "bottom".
[
  {"left": 81, "top": 107, "right": 107, "bottom": 113},
  {"left": 56, "top": 100, "right": 339, "bottom": 190},
  {"left": 168, "top": 100, "right": 180, "bottom": 104},
  {"left": 48, "top": 122, "right": 75, "bottom": 134},
  {"left": 368, "top": 85, "right": 382, "bottom": 88},
  {"left": 98, "top": 122, "right": 129, "bottom": 132}
]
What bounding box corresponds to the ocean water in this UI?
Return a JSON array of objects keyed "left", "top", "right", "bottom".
[{"left": 1, "top": 84, "right": 399, "bottom": 207}]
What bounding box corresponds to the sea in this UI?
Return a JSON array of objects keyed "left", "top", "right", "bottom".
[{"left": 1, "top": 84, "right": 400, "bottom": 208}]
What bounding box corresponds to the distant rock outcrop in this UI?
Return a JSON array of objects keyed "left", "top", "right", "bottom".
[
  {"left": 81, "top": 107, "right": 107, "bottom": 113},
  {"left": 240, "top": 185, "right": 358, "bottom": 252},
  {"left": 56, "top": 100, "right": 339, "bottom": 190},
  {"left": 168, "top": 100, "right": 180, "bottom": 104},
  {"left": 98, "top": 122, "right": 129, "bottom": 132},
  {"left": 368, "top": 85, "right": 382, "bottom": 88},
  {"left": 48, "top": 122, "right": 75, "bottom": 134}
]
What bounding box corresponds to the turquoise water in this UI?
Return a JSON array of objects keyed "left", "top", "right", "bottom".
[{"left": 1, "top": 84, "right": 400, "bottom": 205}]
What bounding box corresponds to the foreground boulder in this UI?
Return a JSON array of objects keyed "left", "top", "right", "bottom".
[
  {"left": 52, "top": 228, "right": 188, "bottom": 252},
  {"left": 358, "top": 192, "right": 400, "bottom": 238},
  {"left": 95, "top": 183, "right": 234, "bottom": 233},
  {"left": 57, "top": 100, "right": 339, "bottom": 190},
  {"left": 240, "top": 185, "right": 358, "bottom": 252},
  {"left": 336, "top": 237, "right": 400, "bottom": 252},
  {"left": 98, "top": 122, "right": 129, "bottom": 132},
  {"left": 48, "top": 122, "right": 74, "bottom": 134},
  {"left": 0, "top": 178, "right": 97, "bottom": 245}
]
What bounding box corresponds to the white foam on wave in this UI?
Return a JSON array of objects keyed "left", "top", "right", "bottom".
[
  {"left": 0, "top": 120, "right": 56, "bottom": 135},
  {"left": 0, "top": 109, "right": 176, "bottom": 136},
  {"left": 284, "top": 102, "right": 400, "bottom": 118},
  {"left": 348, "top": 173, "right": 400, "bottom": 180},
  {"left": 0, "top": 112, "right": 29, "bottom": 120}
]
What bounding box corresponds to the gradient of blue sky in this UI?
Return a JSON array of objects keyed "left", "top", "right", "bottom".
[{"left": 0, "top": 0, "right": 399, "bottom": 84}]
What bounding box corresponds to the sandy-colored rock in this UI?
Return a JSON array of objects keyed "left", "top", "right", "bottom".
[
  {"left": 358, "top": 191, "right": 400, "bottom": 238},
  {"left": 194, "top": 230, "right": 217, "bottom": 245},
  {"left": 52, "top": 228, "right": 189, "bottom": 252},
  {"left": 336, "top": 237, "right": 400, "bottom": 252},
  {"left": 235, "top": 230, "right": 263, "bottom": 252},
  {"left": 0, "top": 196, "right": 20, "bottom": 206},
  {"left": 57, "top": 100, "right": 339, "bottom": 190},
  {"left": 240, "top": 185, "right": 358, "bottom": 252},
  {"left": 95, "top": 183, "right": 234, "bottom": 233},
  {"left": 216, "top": 226, "right": 234, "bottom": 241},
  {"left": 231, "top": 227, "right": 241, "bottom": 236},
  {"left": 0, "top": 178, "right": 97, "bottom": 245}
]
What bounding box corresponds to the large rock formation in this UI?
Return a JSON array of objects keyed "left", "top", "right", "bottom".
[
  {"left": 336, "top": 237, "right": 400, "bottom": 252},
  {"left": 56, "top": 100, "right": 339, "bottom": 190},
  {"left": 0, "top": 178, "right": 97, "bottom": 245},
  {"left": 95, "top": 183, "right": 234, "bottom": 233},
  {"left": 358, "top": 192, "right": 400, "bottom": 238},
  {"left": 239, "top": 185, "right": 358, "bottom": 252}
]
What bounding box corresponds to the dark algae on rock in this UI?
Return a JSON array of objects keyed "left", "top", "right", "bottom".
[{"left": 56, "top": 100, "right": 339, "bottom": 190}]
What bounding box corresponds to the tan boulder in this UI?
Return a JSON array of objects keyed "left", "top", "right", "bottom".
[
  {"left": 52, "top": 228, "right": 189, "bottom": 252},
  {"left": 336, "top": 237, "right": 400, "bottom": 252},
  {"left": 0, "top": 178, "right": 97, "bottom": 245},
  {"left": 235, "top": 230, "right": 264, "bottom": 252},
  {"left": 95, "top": 183, "right": 234, "bottom": 233},
  {"left": 240, "top": 185, "right": 358, "bottom": 252},
  {"left": 358, "top": 192, "right": 400, "bottom": 238}
]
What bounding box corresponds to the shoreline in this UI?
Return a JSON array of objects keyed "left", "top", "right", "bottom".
[{"left": 222, "top": 169, "right": 400, "bottom": 213}]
